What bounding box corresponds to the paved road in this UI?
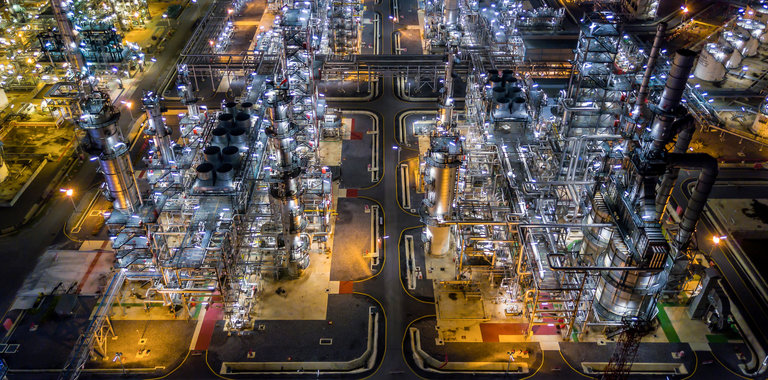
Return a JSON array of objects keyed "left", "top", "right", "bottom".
[
  {"left": 672, "top": 167, "right": 768, "bottom": 365},
  {"left": 0, "top": 0, "right": 212, "bottom": 343}
]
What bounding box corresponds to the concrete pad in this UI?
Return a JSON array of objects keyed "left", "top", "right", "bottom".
[
  {"left": 538, "top": 340, "right": 561, "bottom": 350},
  {"left": 327, "top": 280, "right": 341, "bottom": 294},
  {"left": 665, "top": 306, "right": 713, "bottom": 343},
  {"left": 318, "top": 140, "right": 342, "bottom": 166},
  {"left": 425, "top": 253, "right": 455, "bottom": 281},
  {"left": 256, "top": 250, "right": 331, "bottom": 320},
  {"left": 329, "top": 198, "right": 374, "bottom": 281},
  {"left": 436, "top": 320, "right": 484, "bottom": 342},
  {"left": 435, "top": 283, "right": 487, "bottom": 320},
  {"left": 689, "top": 342, "right": 711, "bottom": 351},
  {"left": 11, "top": 248, "right": 115, "bottom": 310}
]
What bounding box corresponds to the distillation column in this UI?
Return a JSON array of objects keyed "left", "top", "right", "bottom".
[
  {"left": 266, "top": 88, "right": 309, "bottom": 276},
  {"left": 142, "top": 91, "right": 175, "bottom": 166},
  {"left": 438, "top": 48, "right": 456, "bottom": 127},
  {"left": 177, "top": 65, "right": 200, "bottom": 119},
  {"left": 79, "top": 93, "right": 141, "bottom": 212},
  {"left": 421, "top": 135, "right": 463, "bottom": 257},
  {"left": 593, "top": 50, "right": 697, "bottom": 321}
]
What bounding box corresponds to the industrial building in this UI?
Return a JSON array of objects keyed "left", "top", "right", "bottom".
[{"left": 0, "top": 0, "right": 768, "bottom": 378}]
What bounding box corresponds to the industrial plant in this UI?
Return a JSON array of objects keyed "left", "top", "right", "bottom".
[{"left": 0, "top": 0, "right": 767, "bottom": 378}]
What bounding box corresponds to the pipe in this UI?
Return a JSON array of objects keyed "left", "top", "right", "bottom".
[
  {"left": 666, "top": 153, "right": 718, "bottom": 249},
  {"left": 547, "top": 253, "right": 652, "bottom": 271},
  {"left": 634, "top": 22, "right": 667, "bottom": 117},
  {"left": 651, "top": 49, "right": 697, "bottom": 153},
  {"left": 655, "top": 114, "right": 696, "bottom": 218}
]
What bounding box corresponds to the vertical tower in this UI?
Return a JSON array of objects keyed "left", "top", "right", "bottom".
[
  {"left": 421, "top": 135, "right": 463, "bottom": 257},
  {"left": 177, "top": 65, "right": 200, "bottom": 119},
  {"left": 78, "top": 92, "right": 140, "bottom": 212},
  {"left": 266, "top": 88, "right": 309, "bottom": 276},
  {"left": 142, "top": 91, "right": 175, "bottom": 166}
]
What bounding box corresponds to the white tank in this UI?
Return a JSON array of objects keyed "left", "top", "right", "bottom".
[
  {"left": 723, "top": 31, "right": 758, "bottom": 57},
  {"left": 726, "top": 48, "right": 743, "bottom": 69},
  {"left": 737, "top": 18, "right": 766, "bottom": 46},
  {"left": 693, "top": 44, "right": 727, "bottom": 82}
]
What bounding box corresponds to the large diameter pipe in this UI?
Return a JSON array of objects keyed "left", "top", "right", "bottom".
[
  {"left": 443, "top": 0, "right": 459, "bottom": 26},
  {"left": 438, "top": 49, "right": 457, "bottom": 126},
  {"left": 651, "top": 49, "right": 697, "bottom": 152},
  {"left": 145, "top": 104, "right": 175, "bottom": 166},
  {"left": 655, "top": 114, "right": 696, "bottom": 218},
  {"left": 666, "top": 153, "right": 718, "bottom": 249},
  {"left": 634, "top": 22, "right": 667, "bottom": 117}
]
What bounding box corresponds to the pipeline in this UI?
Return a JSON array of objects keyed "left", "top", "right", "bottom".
[
  {"left": 633, "top": 22, "right": 667, "bottom": 117},
  {"left": 650, "top": 49, "right": 697, "bottom": 153},
  {"left": 665, "top": 152, "right": 718, "bottom": 250},
  {"left": 655, "top": 114, "right": 696, "bottom": 218}
]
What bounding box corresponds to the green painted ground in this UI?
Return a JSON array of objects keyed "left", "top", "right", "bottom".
[{"left": 656, "top": 304, "right": 681, "bottom": 343}]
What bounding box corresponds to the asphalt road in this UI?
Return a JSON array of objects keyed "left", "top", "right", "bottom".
[
  {"left": 0, "top": 0, "right": 212, "bottom": 334},
  {"left": 673, "top": 167, "right": 768, "bottom": 358}
]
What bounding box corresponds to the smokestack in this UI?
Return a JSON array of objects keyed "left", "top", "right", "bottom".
[
  {"left": 634, "top": 23, "right": 667, "bottom": 118},
  {"left": 650, "top": 49, "right": 697, "bottom": 153}
]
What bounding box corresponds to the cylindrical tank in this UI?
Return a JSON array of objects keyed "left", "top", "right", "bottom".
[
  {"left": 594, "top": 238, "right": 665, "bottom": 320},
  {"left": 196, "top": 162, "right": 215, "bottom": 186},
  {"left": 222, "top": 146, "right": 241, "bottom": 168},
  {"left": 218, "top": 113, "right": 234, "bottom": 129},
  {"left": 507, "top": 85, "right": 522, "bottom": 100},
  {"left": 240, "top": 102, "right": 254, "bottom": 114},
  {"left": 443, "top": 0, "right": 459, "bottom": 26},
  {"left": 492, "top": 86, "right": 507, "bottom": 102},
  {"left": 225, "top": 101, "right": 237, "bottom": 114},
  {"left": 204, "top": 145, "right": 221, "bottom": 165},
  {"left": 488, "top": 70, "right": 500, "bottom": 83},
  {"left": 228, "top": 127, "right": 247, "bottom": 148},
  {"left": 100, "top": 147, "right": 140, "bottom": 211},
  {"left": 725, "top": 48, "right": 743, "bottom": 69},
  {"left": 235, "top": 112, "right": 251, "bottom": 129},
  {"left": 216, "top": 163, "right": 234, "bottom": 187},
  {"left": 501, "top": 69, "right": 515, "bottom": 84},
  {"left": 509, "top": 97, "right": 527, "bottom": 115},
  {"left": 693, "top": 44, "right": 727, "bottom": 82},
  {"left": 580, "top": 193, "right": 613, "bottom": 260},
  {"left": 422, "top": 138, "right": 463, "bottom": 220},
  {"left": 493, "top": 97, "right": 511, "bottom": 119},
  {"left": 723, "top": 31, "right": 758, "bottom": 57},
  {"left": 211, "top": 128, "right": 229, "bottom": 148}
]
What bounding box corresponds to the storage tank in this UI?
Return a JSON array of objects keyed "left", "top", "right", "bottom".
[
  {"left": 723, "top": 31, "right": 758, "bottom": 57},
  {"left": 735, "top": 18, "right": 765, "bottom": 53},
  {"left": 693, "top": 44, "right": 728, "bottom": 82}
]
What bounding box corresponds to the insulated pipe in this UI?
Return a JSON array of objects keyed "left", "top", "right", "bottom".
[
  {"left": 655, "top": 114, "right": 696, "bottom": 218},
  {"left": 666, "top": 153, "right": 718, "bottom": 249},
  {"left": 651, "top": 49, "right": 697, "bottom": 153},
  {"left": 438, "top": 48, "right": 456, "bottom": 126},
  {"left": 143, "top": 92, "right": 175, "bottom": 166},
  {"left": 634, "top": 22, "right": 667, "bottom": 117},
  {"left": 443, "top": 0, "right": 459, "bottom": 26}
]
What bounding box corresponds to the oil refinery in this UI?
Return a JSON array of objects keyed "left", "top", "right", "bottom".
[{"left": 0, "top": 0, "right": 768, "bottom": 378}]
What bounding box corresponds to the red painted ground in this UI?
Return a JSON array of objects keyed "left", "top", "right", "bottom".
[
  {"left": 75, "top": 250, "right": 105, "bottom": 294},
  {"left": 194, "top": 303, "right": 223, "bottom": 351},
  {"left": 480, "top": 322, "right": 560, "bottom": 342},
  {"left": 350, "top": 118, "right": 363, "bottom": 140},
  {"left": 346, "top": 189, "right": 358, "bottom": 197},
  {"left": 338, "top": 281, "right": 354, "bottom": 294}
]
